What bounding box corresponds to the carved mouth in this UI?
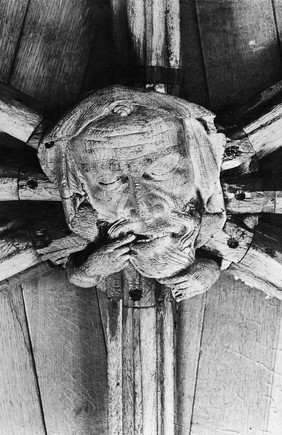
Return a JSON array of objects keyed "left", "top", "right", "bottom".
[{"left": 134, "top": 233, "right": 170, "bottom": 243}]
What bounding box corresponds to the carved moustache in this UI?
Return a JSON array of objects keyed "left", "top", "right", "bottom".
[{"left": 107, "top": 209, "right": 200, "bottom": 250}]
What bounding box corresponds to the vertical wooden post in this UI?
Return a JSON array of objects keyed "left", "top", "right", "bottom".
[{"left": 104, "top": 267, "right": 176, "bottom": 434}]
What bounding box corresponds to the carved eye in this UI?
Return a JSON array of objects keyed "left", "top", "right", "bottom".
[
  {"left": 98, "top": 175, "right": 128, "bottom": 191},
  {"left": 145, "top": 155, "right": 180, "bottom": 180}
]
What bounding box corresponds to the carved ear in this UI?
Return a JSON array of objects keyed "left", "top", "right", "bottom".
[
  {"left": 38, "top": 138, "right": 88, "bottom": 230},
  {"left": 182, "top": 118, "right": 226, "bottom": 246},
  {"left": 183, "top": 118, "right": 225, "bottom": 209},
  {"left": 69, "top": 202, "right": 99, "bottom": 241}
]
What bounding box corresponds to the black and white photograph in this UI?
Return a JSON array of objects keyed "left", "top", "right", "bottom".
[{"left": 0, "top": 0, "right": 282, "bottom": 434}]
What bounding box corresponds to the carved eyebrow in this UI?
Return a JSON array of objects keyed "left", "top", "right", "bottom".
[{"left": 147, "top": 153, "right": 180, "bottom": 168}]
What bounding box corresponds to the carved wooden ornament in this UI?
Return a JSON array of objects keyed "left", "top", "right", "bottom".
[{"left": 37, "top": 86, "right": 227, "bottom": 299}]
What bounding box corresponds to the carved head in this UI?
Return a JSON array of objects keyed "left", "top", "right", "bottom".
[{"left": 38, "top": 86, "right": 226, "bottom": 279}]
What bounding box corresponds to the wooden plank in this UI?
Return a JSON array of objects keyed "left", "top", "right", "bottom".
[
  {"left": 0, "top": 285, "right": 46, "bottom": 435},
  {"left": 190, "top": 273, "right": 282, "bottom": 435},
  {"left": 81, "top": 0, "right": 116, "bottom": 93},
  {"left": 107, "top": 299, "right": 123, "bottom": 435},
  {"left": 0, "top": 1, "right": 29, "bottom": 82},
  {"left": 179, "top": 0, "right": 209, "bottom": 106},
  {"left": 196, "top": 0, "right": 281, "bottom": 110},
  {"left": 266, "top": 306, "right": 282, "bottom": 433},
  {"left": 140, "top": 307, "right": 158, "bottom": 434},
  {"left": 159, "top": 299, "right": 175, "bottom": 434},
  {"left": 10, "top": 0, "right": 99, "bottom": 109},
  {"left": 272, "top": 1, "right": 282, "bottom": 50},
  {"left": 175, "top": 294, "right": 206, "bottom": 434},
  {"left": 22, "top": 269, "right": 107, "bottom": 435}
]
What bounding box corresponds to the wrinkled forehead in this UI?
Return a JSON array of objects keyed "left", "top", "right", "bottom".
[{"left": 69, "top": 108, "right": 186, "bottom": 166}]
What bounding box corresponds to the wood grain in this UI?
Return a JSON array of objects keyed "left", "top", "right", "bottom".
[
  {"left": 196, "top": 0, "right": 281, "bottom": 110},
  {"left": 190, "top": 273, "right": 282, "bottom": 435},
  {"left": 0, "top": 81, "right": 46, "bottom": 143},
  {"left": 0, "top": 230, "right": 41, "bottom": 282},
  {"left": 0, "top": 165, "right": 60, "bottom": 201},
  {"left": 10, "top": 0, "right": 99, "bottom": 109},
  {"left": 178, "top": 0, "right": 209, "bottom": 107},
  {"left": 0, "top": 285, "right": 46, "bottom": 435},
  {"left": 127, "top": 0, "right": 146, "bottom": 65},
  {"left": 266, "top": 306, "right": 282, "bottom": 433},
  {"left": 0, "top": 1, "right": 29, "bottom": 82},
  {"left": 107, "top": 299, "right": 123, "bottom": 435},
  {"left": 229, "top": 226, "right": 282, "bottom": 299},
  {"left": 175, "top": 294, "right": 206, "bottom": 434},
  {"left": 22, "top": 269, "right": 107, "bottom": 435},
  {"left": 223, "top": 177, "right": 282, "bottom": 214},
  {"left": 105, "top": 273, "right": 177, "bottom": 434}
]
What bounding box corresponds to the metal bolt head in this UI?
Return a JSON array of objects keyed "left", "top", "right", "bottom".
[{"left": 129, "top": 288, "right": 143, "bottom": 301}]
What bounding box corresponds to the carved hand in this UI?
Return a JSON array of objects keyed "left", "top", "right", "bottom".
[
  {"left": 67, "top": 234, "right": 136, "bottom": 287},
  {"left": 158, "top": 258, "right": 221, "bottom": 302}
]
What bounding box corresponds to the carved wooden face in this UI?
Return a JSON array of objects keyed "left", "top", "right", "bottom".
[
  {"left": 39, "top": 86, "right": 226, "bottom": 278},
  {"left": 69, "top": 110, "right": 201, "bottom": 277}
]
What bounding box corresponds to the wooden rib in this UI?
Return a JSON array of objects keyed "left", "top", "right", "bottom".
[
  {"left": 223, "top": 180, "right": 282, "bottom": 214},
  {"left": 203, "top": 220, "right": 254, "bottom": 264},
  {"left": 0, "top": 165, "right": 60, "bottom": 201},
  {"left": 150, "top": 0, "right": 166, "bottom": 66},
  {"left": 0, "top": 261, "right": 51, "bottom": 291},
  {"left": 133, "top": 309, "right": 143, "bottom": 434},
  {"left": 0, "top": 231, "right": 41, "bottom": 282},
  {"left": 110, "top": 0, "right": 129, "bottom": 66},
  {"left": 0, "top": 81, "right": 46, "bottom": 144},
  {"left": 122, "top": 307, "right": 134, "bottom": 434},
  {"left": 229, "top": 226, "right": 282, "bottom": 299},
  {"left": 161, "top": 298, "right": 175, "bottom": 433},
  {"left": 105, "top": 268, "right": 176, "bottom": 434},
  {"left": 242, "top": 102, "right": 282, "bottom": 159},
  {"left": 221, "top": 79, "right": 282, "bottom": 171},
  {"left": 166, "top": 0, "right": 180, "bottom": 69},
  {"left": 140, "top": 307, "right": 158, "bottom": 433},
  {"left": 234, "top": 79, "right": 282, "bottom": 121},
  {"left": 107, "top": 298, "right": 123, "bottom": 435},
  {"left": 127, "top": 0, "right": 146, "bottom": 65}
]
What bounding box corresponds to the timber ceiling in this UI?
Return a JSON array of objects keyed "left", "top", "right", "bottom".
[{"left": 0, "top": 0, "right": 282, "bottom": 434}]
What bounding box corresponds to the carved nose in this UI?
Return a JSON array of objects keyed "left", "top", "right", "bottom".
[{"left": 118, "top": 178, "right": 169, "bottom": 221}]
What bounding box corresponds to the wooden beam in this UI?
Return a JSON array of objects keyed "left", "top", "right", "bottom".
[
  {"left": 228, "top": 223, "right": 282, "bottom": 299},
  {"left": 0, "top": 81, "right": 47, "bottom": 146},
  {"left": 0, "top": 230, "right": 41, "bottom": 282},
  {"left": 223, "top": 177, "right": 282, "bottom": 214},
  {"left": 0, "top": 164, "right": 61, "bottom": 201},
  {"left": 103, "top": 268, "right": 176, "bottom": 434},
  {"left": 221, "top": 82, "right": 282, "bottom": 172}
]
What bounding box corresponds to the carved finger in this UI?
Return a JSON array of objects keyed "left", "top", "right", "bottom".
[
  {"left": 111, "top": 234, "right": 136, "bottom": 250},
  {"left": 113, "top": 255, "right": 131, "bottom": 271},
  {"left": 113, "top": 246, "right": 132, "bottom": 257},
  {"left": 158, "top": 271, "right": 191, "bottom": 286},
  {"left": 159, "top": 258, "right": 221, "bottom": 301}
]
